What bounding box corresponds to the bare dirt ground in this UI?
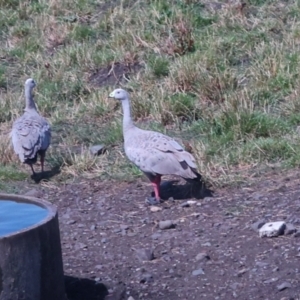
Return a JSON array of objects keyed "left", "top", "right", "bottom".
[{"left": 5, "top": 169, "right": 300, "bottom": 300}]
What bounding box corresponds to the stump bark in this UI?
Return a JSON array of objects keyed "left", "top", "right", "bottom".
[{"left": 0, "top": 194, "right": 66, "bottom": 300}]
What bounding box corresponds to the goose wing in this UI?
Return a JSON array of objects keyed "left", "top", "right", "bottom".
[{"left": 11, "top": 114, "right": 51, "bottom": 162}]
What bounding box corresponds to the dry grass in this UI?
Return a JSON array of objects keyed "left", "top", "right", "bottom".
[{"left": 1, "top": 0, "right": 300, "bottom": 187}]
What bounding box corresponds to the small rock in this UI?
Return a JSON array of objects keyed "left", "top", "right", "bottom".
[
  {"left": 150, "top": 206, "right": 162, "bottom": 212},
  {"left": 187, "top": 200, "right": 196, "bottom": 205},
  {"left": 192, "top": 268, "right": 205, "bottom": 276},
  {"left": 95, "top": 265, "right": 103, "bottom": 270},
  {"left": 284, "top": 223, "right": 296, "bottom": 235},
  {"left": 89, "top": 144, "right": 106, "bottom": 156},
  {"left": 251, "top": 192, "right": 264, "bottom": 201},
  {"left": 159, "top": 220, "right": 175, "bottom": 230},
  {"left": 128, "top": 297, "right": 135, "bottom": 300},
  {"left": 151, "top": 233, "right": 161, "bottom": 240},
  {"left": 195, "top": 252, "right": 210, "bottom": 261},
  {"left": 259, "top": 221, "right": 286, "bottom": 237},
  {"left": 135, "top": 248, "right": 154, "bottom": 262},
  {"left": 263, "top": 277, "right": 278, "bottom": 284},
  {"left": 201, "top": 242, "right": 212, "bottom": 247},
  {"left": 120, "top": 224, "right": 129, "bottom": 230},
  {"left": 66, "top": 220, "right": 77, "bottom": 225},
  {"left": 162, "top": 254, "right": 171, "bottom": 262},
  {"left": 255, "top": 261, "right": 269, "bottom": 268},
  {"left": 289, "top": 216, "right": 300, "bottom": 224},
  {"left": 139, "top": 273, "right": 153, "bottom": 284},
  {"left": 277, "top": 282, "right": 291, "bottom": 291},
  {"left": 230, "top": 282, "right": 242, "bottom": 290},
  {"left": 180, "top": 202, "right": 190, "bottom": 208},
  {"left": 127, "top": 231, "right": 137, "bottom": 237},
  {"left": 75, "top": 242, "right": 87, "bottom": 250},
  {"left": 90, "top": 225, "right": 96, "bottom": 230},
  {"left": 24, "top": 189, "right": 43, "bottom": 198},
  {"left": 61, "top": 212, "right": 70, "bottom": 219},
  {"left": 251, "top": 219, "right": 266, "bottom": 231},
  {"left": 101, "top": 238, "right": 107, "bottom": 243},
  {"left": 141, "top": 218, "right": 150, "bottom": 224},
  {"left": 109, "top": 283, "right": 126, "bottom": 299},
  {"left": 237, "top": 268, "right": 248, "bottom": 276},
  {"left": 293, "top": 231, "right": 300, "bottom": 238}
]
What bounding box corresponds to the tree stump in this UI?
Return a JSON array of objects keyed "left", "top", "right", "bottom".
[{"left": 0, "top": 193, "right": 66, "bottom": 300}]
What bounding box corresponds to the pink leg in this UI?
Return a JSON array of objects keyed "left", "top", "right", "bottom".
[{"left": 151, "top": 175, "right": 161, "bottom": 201}]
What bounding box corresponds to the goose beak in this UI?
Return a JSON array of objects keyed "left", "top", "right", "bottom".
[{"left": 108, "top": 91, "right": 115, "bottom": 98}]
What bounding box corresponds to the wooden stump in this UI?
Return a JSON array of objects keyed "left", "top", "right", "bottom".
[{"left": 0, "top": 194, "right": 66, "bottom": 300}]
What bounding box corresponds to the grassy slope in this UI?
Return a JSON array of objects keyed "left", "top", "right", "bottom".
[{"left": 1, "top": 0, "right": 300, "bottom": 187}]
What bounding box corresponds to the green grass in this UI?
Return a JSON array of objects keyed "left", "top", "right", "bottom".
[
  {"left": 0, "top": 165, "right": 27, "bottom": 181},
  {"left": 1, "top": 0, "right": 300, "bottom": 186}
]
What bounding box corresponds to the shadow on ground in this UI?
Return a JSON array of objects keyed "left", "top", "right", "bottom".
[
  {"left": 158, "top": 180, "right": 213, "bottom": 200},
  {"left": 65, "top": 276, "right": 180, "bottom": 300},
  {"left": 65, "top": 275, "right": 109, "bottom": 300},
  {"left": 31, "top": 166, "right": 61, "bottom": 183}
]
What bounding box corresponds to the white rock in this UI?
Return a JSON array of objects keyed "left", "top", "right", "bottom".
[
  {"left": 259, "top": 221, "right": 286, "bottom": 238},
  {"left": 150, "top": 206, "right": 162, "bottom": 212},
  {"left": 159, "top": 220, "right": 174, "bottom": 230},
  {"left": 187, "top": 200, "right": 196, "bottom": 205}
]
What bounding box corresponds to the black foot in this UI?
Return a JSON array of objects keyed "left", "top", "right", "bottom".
[
  {"left": 145, "top": 197, "right": 161, "bottom": 205},
  {"left": 31, "top": 172, "right": 37, "bottom": 178}
]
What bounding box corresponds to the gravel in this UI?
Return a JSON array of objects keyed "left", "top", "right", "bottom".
[{"left": 7, "top": 170, "right": 300, "bottom": 299}]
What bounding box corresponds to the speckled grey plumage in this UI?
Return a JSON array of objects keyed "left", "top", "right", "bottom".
[
  {"left": 124, "top": 127, "right": 198, "bottom": 180},
  {"left": 109, "top": 88, "right": 201, "bottom": 203},
  {"left": 11, "top": 78, "right": 51, "bottom": 174}
]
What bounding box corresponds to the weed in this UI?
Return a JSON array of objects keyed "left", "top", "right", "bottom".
[
  {"left": 0, "top": 165, "right": 27, "bottom": 181},
  {"left": 148, "top": 55, "right": 169, "bottom": 77}
]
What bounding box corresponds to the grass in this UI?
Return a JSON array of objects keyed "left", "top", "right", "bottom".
[{"left": 1, "top": 0, "right": 300, "bottom": 187}]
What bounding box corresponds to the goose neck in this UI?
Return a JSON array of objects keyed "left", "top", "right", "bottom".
[
  {"left": 25, "top": 85, "right": 37, "bottom": 111},
  {"left": 121, "top": 98, "right": 134, "bottom": 131}
]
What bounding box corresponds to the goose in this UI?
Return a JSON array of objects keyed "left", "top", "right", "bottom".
[
  {"left": 109, "top": 88, "right": 201, "bottom": 204},
  {"left": 11, "top": 78, "right": 51, "bottom": 175}
]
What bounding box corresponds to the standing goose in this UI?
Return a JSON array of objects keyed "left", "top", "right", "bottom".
[
  {"left": 109, "top": 88, "right": 201, "bottom": 204},
  {"left": 11, "top": 78, "right": 51, "bottom": 175}
]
